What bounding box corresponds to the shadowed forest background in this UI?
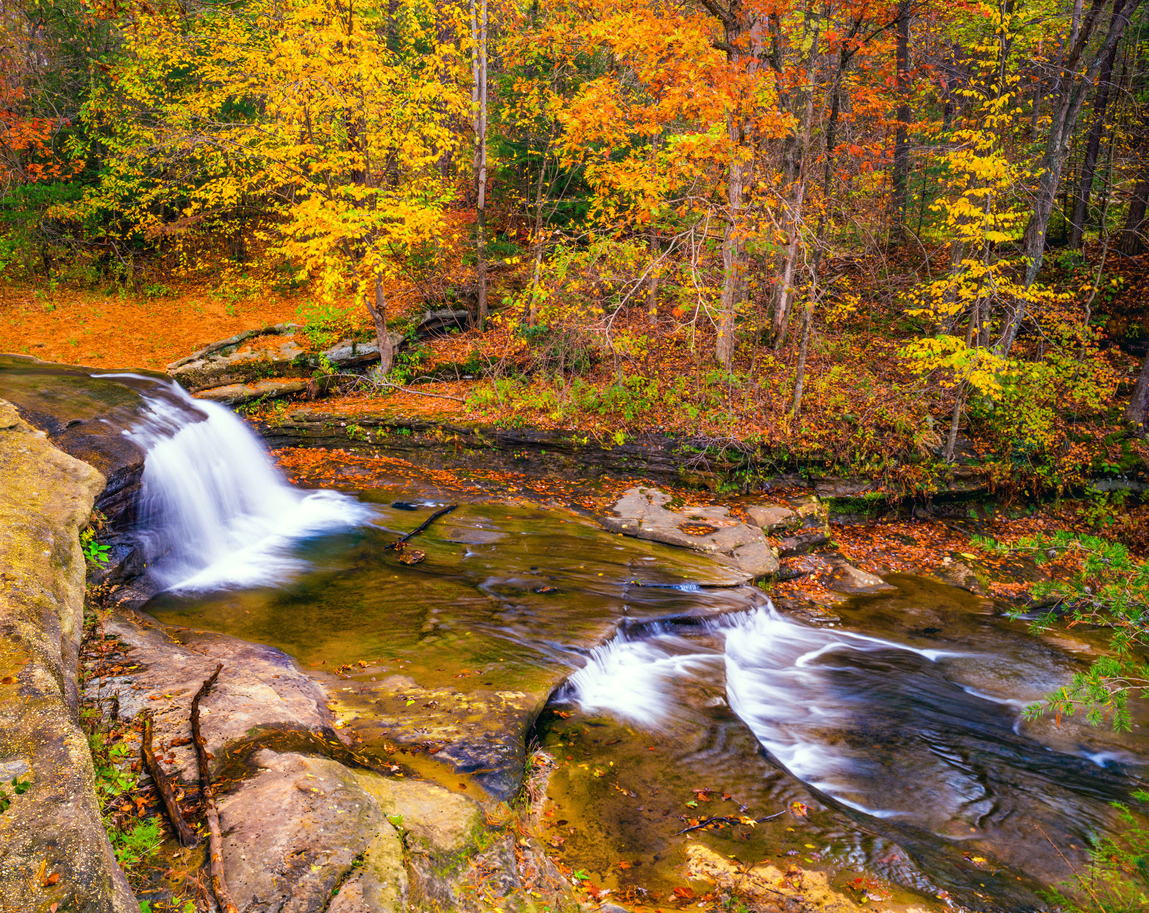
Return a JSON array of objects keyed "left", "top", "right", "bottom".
[{"left": 3, "top": 0, "right": 1149, "bottom": 506}]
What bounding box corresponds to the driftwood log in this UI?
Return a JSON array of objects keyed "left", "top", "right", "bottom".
[
  {"left": 191, "top": 664, "right": 237, "bottom": 913},
  {"left": 140, "top": 711, "right": 198, "bottom": 847}
]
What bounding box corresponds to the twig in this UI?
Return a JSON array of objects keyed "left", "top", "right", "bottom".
[
  {"left": 141, "top": 711, "right": 198, "bottom": 848},
  {"left": 191, "top": 664, "right": 237, "bottom": 913},
  {"left": 377, "top": 382, "right": 466, "bottom": 402},
  {"left": 387, "top": 504, "right": 457, "bottom": 549},
  {"left": 674, "top": 810, "right": 784, "bottom": 835}
]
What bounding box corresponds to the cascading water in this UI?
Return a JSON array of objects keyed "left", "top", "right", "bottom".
[
  {"left": 563, "top": 598, "right": 1147, "bottom": 906},
  {"left": 107, "top": 375, "right": 373, "bottom": 591}
]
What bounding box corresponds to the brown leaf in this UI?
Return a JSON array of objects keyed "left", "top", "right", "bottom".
[{"left": 42, "top": 872, "right": 60, "bottom": 887}]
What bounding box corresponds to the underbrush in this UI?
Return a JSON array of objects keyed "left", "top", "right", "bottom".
[{"left": 80, "top": 607, "right": 201, "bottom": 913}]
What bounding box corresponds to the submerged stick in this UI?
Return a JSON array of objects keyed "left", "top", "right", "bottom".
[
  {"left": 140, "top": 711, "right": 198, "bottom": 847},
  {"left": 191, "top": 664, "right": 237, "bottom": 913},
  {"left": 388, "top": 504, "right": 457, "bottom": 549}
]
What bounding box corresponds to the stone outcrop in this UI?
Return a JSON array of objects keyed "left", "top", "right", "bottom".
[
  {"left": 0, "top": 398, "right": 138, "bottom": 913},
  {"left": 0, "top": 355, "right": 154, "bottom": 526},
  {"left": 601, "top": 487, "right": 781, "bottom": 579},
  {"left": 167, "top": 326, "right": 403, "bottom": 398}
]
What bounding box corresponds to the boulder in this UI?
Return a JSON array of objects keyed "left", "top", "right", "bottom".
[
  {"left": 816, "top": 554, "right": 895, "bottom": 596},
  {"left": 217, "top": 750, "right": 407, "bottom": 913},
  {"left": 416, "top": 309, "right": 471, "bottom": 337},
  {"left": 746, "top": 504, "right": 801, "bottom": 532},
  {"left": 92, "top": 607, "right": 343, "bottom": 785},
  {"left": 0, "top": 398, "right": 138, "bottom": 913},
  {"left": 776, "top": 530, "right": 832, "bottom": 558},
  {"left": 602, "top": 488, "right": 779, "bottom": 580}
]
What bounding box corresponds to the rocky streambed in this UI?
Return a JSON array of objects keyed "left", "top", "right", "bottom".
[{"left": 2, "top": 354, "right": 1149, "bottom": 913}]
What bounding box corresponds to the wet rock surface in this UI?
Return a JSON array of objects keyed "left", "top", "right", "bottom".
[
  {"left": 217, "top": 750, "right": 407, "bottom": 913},
  {"left": 0, "top": 397, "right": 138, "bottom": 913},
  {"left": 0, "top": 356, "right": 159, "bottom": 524}
]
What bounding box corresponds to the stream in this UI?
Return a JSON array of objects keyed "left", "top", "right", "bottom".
[{"left": 4, "top": 358, "right": 1149, "bottom": 912}]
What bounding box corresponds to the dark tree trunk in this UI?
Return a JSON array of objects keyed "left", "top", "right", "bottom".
[
  {"left": 890, "top": 0, "right": 912, "bottom": 240},
  {"left": 1127, "top": 348, "right": 1149, "bottom": 430},
  {"left": 999, "top": 0, "right": 1142, "bottom": 358},
  {"left": 1119, "top": 172, "right": 1149, "bottom": 256},
  {"left": 1068, "top": 0, "right": 1124, "bottom": 248}
]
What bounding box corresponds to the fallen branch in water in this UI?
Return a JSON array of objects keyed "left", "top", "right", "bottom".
[
  {"left": 140, "top": 711, "right": 198, "bottom": 847},
  {"left": 191, "top": 664, "right": 237, "bottom": 913},
  {"left": 388, "top": 504, "right": 457, "bottom": 549},
  {"left": 675, "top": 810, "right": 785, "bottom": 835}
]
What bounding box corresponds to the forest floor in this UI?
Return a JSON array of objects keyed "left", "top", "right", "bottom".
[{"left": 2, "top": 263, "right": 1148, "bottom": 563}]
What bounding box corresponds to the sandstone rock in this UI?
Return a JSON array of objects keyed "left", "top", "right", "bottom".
[
  {"left": 196, "top": 378, "right": 310, "bottom": 405},
  {"left": 686, "top": 844, "right": 864, "bottom": 912},
  {"left": 169, "top": 324, "right": 308, "bottom": 392},
  {"left": 218, "top": 750, "right": 407, "bottom": 913},
  {"left": 94, "top": 608, "right": 342, "bottom": 784},
  {"left": 816, "top": 554, "right": 894, "bottom": 595},
  {"left": 602, "top": 488, "right": 778, "bottom": 580},
  {"left": 0, "top": 397, "right": 138, "bottom": 913},
  {"left": 729, "top": 541, "right": 782, "bottom": 578},
  {"left": 932, "top": 556, "right": 986, "bottom": 595},
  {"left": 416, "top": 309, "right": 471, "bottom": 336},
  {"left": 0, "top": 356, "right": 158, "bottom": 525},
  {"left": 352, "top": 772, "right": 482, "bottom": 856},
  {"left": 746, "top": 504, "right": 801, "bottom": 531},
  {"left": 776, "top": 530, "right": 832, "bottom": 558}
]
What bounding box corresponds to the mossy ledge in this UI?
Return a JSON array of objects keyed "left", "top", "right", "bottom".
[{"left": 0, "top": 397, "right": 138, "bottom": 912}]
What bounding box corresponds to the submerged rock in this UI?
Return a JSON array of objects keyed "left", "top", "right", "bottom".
[{"left": 686, "top": 844, "right": 866, "bottom": 913}]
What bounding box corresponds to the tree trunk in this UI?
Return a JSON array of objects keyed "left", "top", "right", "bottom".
[
  {"left": 1127, "top": 348, "right": 1149, "bottom": 430},
  {"left": 648, "top": 232, "right": 660, "bottom": 325},
  {"left": 470, "top": 0, "right": 489, "bottom": 328},
  {"left": 890, "top": 0, "right": 912, "bottom": 241},
  {"left": 1001, "top": 0, "right": 1142, "bottom": 357},
  {"left": 716, "top": 138, "right": 745, "bottom": 370},
  {"left": 1068, "top": 0, "right": 1123, "bottom": 249},
  {"left": 1119, "top": 171, "right": 1149, "bottom": 256},
  {"left": 365, "top": 276, "right": 395, "bottom": 375},
  {"left": 770, "top": 14, "right": 820, "bottom": 348},
  {"left": 715, "top": 2, "right": 758, "bottom": 371}
]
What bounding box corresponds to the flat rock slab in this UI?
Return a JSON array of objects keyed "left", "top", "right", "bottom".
[
  {"left": 93, "top": 607, "right": 343, "bottom": 785},
  {"left": 330, "top": 673, "right": 545, "bottom": 803},
  {"left": 219, "top": 750, "right": 408, "bottom": 913},
  {"left": 602, "top": 487, "right": 779, "bottom": 579},
  {"left": 746, "top": 494, "right": 827, "bottom": 534},
  {"left": 169, "top": 327, "right": 403, "bottom": 395},
  {"left": 169, "top": 324, "right": 309, "bottom": 393},
  {"left": 196, "top": 378, "right": 310, "bottom": 405}
]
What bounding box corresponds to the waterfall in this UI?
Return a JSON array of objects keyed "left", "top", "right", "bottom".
[{"left": 106, "top": 375, "right": 372, "bottom": 591}]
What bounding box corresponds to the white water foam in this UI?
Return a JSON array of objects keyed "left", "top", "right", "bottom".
[
  {"left": 107, "top": 375, "right": 373, "bottom": 591},
  {"left": 564, "top": 629, "right": 724, "bottom": 729}
]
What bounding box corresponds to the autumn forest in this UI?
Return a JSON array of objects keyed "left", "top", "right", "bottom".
[{"left": 3, "top": 0, "right": 1149, "bottom": 496}]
